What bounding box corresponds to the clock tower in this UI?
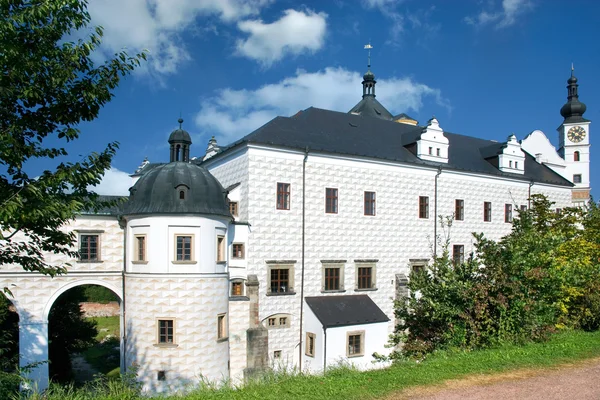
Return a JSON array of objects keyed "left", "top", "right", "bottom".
[{"left": 557, "top": 67, "right": 591, "bottom": 206}]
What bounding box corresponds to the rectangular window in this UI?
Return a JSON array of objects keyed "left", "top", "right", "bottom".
[
  {"left": 455, "top": 199, "right": 464, "bottom": 221},
  {"left": 176, "top": 235, "right": 192, "bottom": 261},
  {"left": 324, "top": 267, "right": 340, "bottom": 291},
  {"left": 419, "top": 196, "right": 429, "bottom": 219},
  {"left": 273, "top": 350, "right": 282, "bottom": 359},
  {"left": 357, "top": 266, "right": 374, "bottom": 289},
  {"left": 231, "top": 281, "right": 243, "bottom": 296},
  {"left": 232, "top": 243, "right": 244, "bottom": 259},
  {"left": 229, "top": 201, "right": 238, "bottom": 216},
  {"left": 484, "top": 202, "right": 492, "bottom": 222},
  {"left": 436, "top": 148, "right": 440, "bottom": 157},
  {"left": 269, "top": 265, "right": 294, "bottom": 294},
  {"left": 347, "top": 331, "right": 365, "bottom": 357},
  {"left": 505, "top": 204, "right": 513, "bottom": 223},
  {"left": 325, "top": 188, "right": 338, "bottom": 214},
  {"left": 268, "top": 318, "right": 276, "bottom": 326},
  {"left": 364, "top": 191, "right": 376, "bottom": 216},
  {"left": 134, "top": 235, "right": 146, "bottom": 262},
  {"left": 306, "top": 332, "right": 316, "bottom": 357},
  {"left": 279, "top": 317, "right": 287, "bottom": 326},
  {"left": 217, "top": 314, "right": 227, "bottom": 340},
  {"left": 520, "top": 205, "right": 527, "bottom": 211},
  {"left": 573, "top": 174, "right": 582, "bottom": 183},
  {"left": 79, "top": 234, "right": 99, "bottom": 261},
  {"left": 158, "top": 319, "right": 174, "bottom": 344},
  {"left": 453, "top": 245, "right": 464, "bottom": 265},
  {"left": 217, "top": 235, "right": 225, "bottom": 262},
  {"left": 276, "top": 182, "right": 291, "bottom": 210}
]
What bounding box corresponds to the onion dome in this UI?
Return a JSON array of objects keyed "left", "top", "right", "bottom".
[
  {"left": 560, "top": 68, "right": 588, "bottom": 123},
  {"left": 125, "top": 162, "right": 230, "bottom": 217}
]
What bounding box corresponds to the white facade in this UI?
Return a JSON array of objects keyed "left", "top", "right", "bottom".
[{"left": 2, "top": 71, "right": 591, "bottom": 394}]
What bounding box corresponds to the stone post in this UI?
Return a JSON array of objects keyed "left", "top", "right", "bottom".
[{"left": 19, "top": 320, "right": 49, "bottom": 392}]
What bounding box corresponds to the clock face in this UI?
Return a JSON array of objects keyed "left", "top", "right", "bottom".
[{"left": 567, "top": 126, "right": 586, "bottom": 143}]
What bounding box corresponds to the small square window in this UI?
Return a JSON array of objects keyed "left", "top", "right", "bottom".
[
  {"left": 231, "top": 281, "right": 243, "bottom": 296},
  {"left": 279, "top": 317, "right": 287, "bottom": 326},
  {"left": 157, "top": 370, "right": 166, "bottom": 381},
  {"left": 232, "top": 243, "right": 244, "bottom": 259},
  {"left": 217, "top": 314, "right": 227, "bottom": 340},
  {"left": 158, "top": 319, "right": 174, "bottom": 344},
  {"left": 326, "top": 188, "right": 338, "bottom": 214},
  {"left": 505, "top": 204, "right": 513, "bottom": 223},
  {"left": 268, "top": 318, "right": 276, "bottom": 326},
  {"left": 573, "top": 174, "right": 582, "bottom": 184},
  {"left": 305, "top": 332, "right": 316, "bottom": 357},
  {"left": 229, "top": 201, "right": 238, "bottom": 216},
  {"left": 277, "top": 182, "right": 291, "bottom": 210},
  {"left": 455, "top": 199, "right": 464, "bottom": 221},
  {"left": 356, "top": 265, "right": 375, "bottom": 290},
  {"left": 175, "top": 235, "right": 192, "bottom": 261},
  {"left": 79, "top": 234, "right": 99, "bottom": 261},
  {"left": 453, "top": 245, "right": 464, "bottom": 265},
  {"left": 419, "top": 196, "right": 429, "bottom": 219},
  {"left": 520, "top": 205, "right": 527, "bottom": 211},
  {"left": 484, "top": 202, "right": 492, "bottom": 222},
  {"left": 273, "top": 350, "right": 282, "bottom": 359},
  {"left": 268, "top": 265, "right": 294, "bottom": 294},
  {"left": 217, "top": 235, "right": 225, "bottom": 262},
  {"left": 324, "top": 266, "right": 341, "bottom": 291},
  {"left": 364, "top": 191, "right": 376, "bottom": 216},
  {"left": 347, "top": 331, "right": 365, "bottom": 357}
]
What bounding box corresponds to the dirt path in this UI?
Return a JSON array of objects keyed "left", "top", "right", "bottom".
[{"left": 386, "top": 358, "right": 600, "bottom": 400}]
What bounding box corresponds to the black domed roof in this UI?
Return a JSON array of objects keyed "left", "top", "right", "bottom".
[
  {"left": 363, "top": 70, "right": 375, "bottom": 81},
  {"left": 168, "top": 118, "right": 192, "bottom": 145},
  {"left": 125, "top": 162, "right": 230, "bottom": 217},
  {"left": 560, "top": 70, "right": 588, "bottom": 123}
]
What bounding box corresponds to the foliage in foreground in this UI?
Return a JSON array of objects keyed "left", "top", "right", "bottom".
[
  {"left": 0, "top": 0, "right": 145, "bottom": 278},
  {"left": 18, "top": 329, "right": 600, "bottom": 400},
  {"left": 388, "top": 195, "right": 600, "bottom": 359}
]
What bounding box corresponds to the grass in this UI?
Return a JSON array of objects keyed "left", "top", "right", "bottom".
[
  {"left": 35, "top": 329, "right": 600, "bottom": 400},
  {"left": 81, "top": 316, "right": 121, "bottom": 376}
]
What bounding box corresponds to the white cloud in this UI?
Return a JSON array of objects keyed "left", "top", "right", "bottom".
[
  {"left": 86, "top": 0, "right": 273, "bottom": 75},
  {"left": 465, "top": 0, "right": 532, "bottom": 29},
  {"left": 235, "top": 9, "right": 327, "bottom": 66},
  {"left": 90, "top": 168, "right": 132, "bottom": 196},
  {"left": 194, "top": 67, "right": 449, "bottom": 142}
]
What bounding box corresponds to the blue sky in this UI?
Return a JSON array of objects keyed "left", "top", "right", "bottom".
[{"left": 57, "top": 0, "right": 597, "bottom": 197}]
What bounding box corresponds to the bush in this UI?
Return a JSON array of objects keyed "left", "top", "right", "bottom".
[{"left": 0, "top": 371, "right": 20, "bottom": 399}]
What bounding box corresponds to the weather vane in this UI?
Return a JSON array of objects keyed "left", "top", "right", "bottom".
[{"left": 364, "top": 43, "right": 373, "bottom": 70}]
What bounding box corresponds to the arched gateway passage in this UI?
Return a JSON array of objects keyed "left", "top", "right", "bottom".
[{"left": 0, "top": 275, "right": 123, "bottom": 391}]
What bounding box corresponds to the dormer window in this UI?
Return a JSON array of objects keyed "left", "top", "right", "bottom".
[
  {"left": 415, "top": 117, "right": 449, "bottom": 164},
  {"left": 175, "top": 184, "right": 189, "bottom": 201},
  {"left": 497, "top": 134, "right": 525, "bottom": 175}
]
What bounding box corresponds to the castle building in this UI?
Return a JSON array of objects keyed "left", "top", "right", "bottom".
[{"left": 1, "top": 68, "right": 590, "bottom": 393}]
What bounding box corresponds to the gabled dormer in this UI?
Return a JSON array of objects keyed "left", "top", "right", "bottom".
[
  {"left": 203, "top": 136, "right": 220, "bottom": 161},
  {"left": 416, "top": 117, "right": 449, "bottom": 163},
  {"left": 498, "top": 134, "right": 525, "bottom": 174}
]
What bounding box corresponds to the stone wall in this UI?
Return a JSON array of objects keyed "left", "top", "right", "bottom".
[{"left": 80, "top": 301, "right": 120, "bottom": 317}]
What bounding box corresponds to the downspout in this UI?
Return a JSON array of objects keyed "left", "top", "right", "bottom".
[
  {"left": 323, "top": 327, "right": 327, "bottom": 372},
  {"left": 433, "top": 166, "right": 442, "bottom": 257},
  {"left": 299, "top": 147, "right": 309, "bottom": 368},
  {"left": 120, "top": 217, "right": 127, "bottom": 372},
  {"left": 528, "top": 180, "right": 534, "bottom": 208}
]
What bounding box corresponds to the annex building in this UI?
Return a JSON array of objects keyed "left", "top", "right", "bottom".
[{"left": 1, "top": 67, "right": 591, "bottom": 393}]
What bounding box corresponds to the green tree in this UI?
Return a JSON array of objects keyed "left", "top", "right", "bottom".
[
  {"left": 387, "top": 195, "right": 600, "bottom": 361},
  {"left": 48, "top": 286, "right": 97, "bottom": 383},
  {"left": 0, "top": 0, "right": 145, "bottom": 277}
]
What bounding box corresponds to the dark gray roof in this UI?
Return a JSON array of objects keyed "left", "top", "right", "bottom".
[
  {"left": 168, "top": 128, "right": 192, "bottom": 145},
  {"left": 348, "top": 96, "right": 394, "bottom": 120},
  {"left": 393, "top": 113, "right": 417, "bottom": 121},
  {"left": 125, "top": 162, "right": 230, "bottom": 217},
  {"left": 210, "top": 107, "right": 572, "bottom": 187},
  {"left": 81, "top": 195, "right": 127, "bottom": 216},
  {"left": 305, "top": 295, "right": 390, "bottom": 329}
]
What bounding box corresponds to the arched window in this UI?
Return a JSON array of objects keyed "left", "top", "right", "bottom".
[
  {"left": 574, "top": 151, "right": 580, "bottom": 162},
  {"left": 179, "top": 190, "right": 185, "bottom": 200}
]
